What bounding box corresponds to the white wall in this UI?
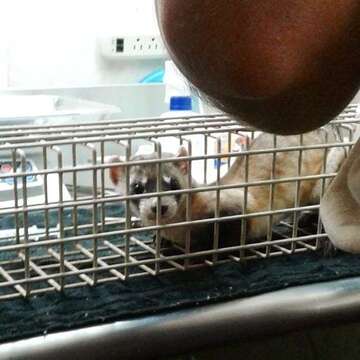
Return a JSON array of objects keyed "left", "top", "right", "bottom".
[{"left": 0, "top": 0, "right": 161, "bottom": 89}]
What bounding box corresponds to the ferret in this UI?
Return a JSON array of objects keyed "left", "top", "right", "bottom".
[{"left": 110, "top": 128, "right": 345, "bottom": 251}]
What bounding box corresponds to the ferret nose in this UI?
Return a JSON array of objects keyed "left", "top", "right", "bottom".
[{"left": 151, "top": 205, "right": 169, "bottom": 216}]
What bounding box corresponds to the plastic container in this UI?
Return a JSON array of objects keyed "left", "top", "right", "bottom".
[{"left": 160, "top": 96, "right": 198, "bottom": 118}]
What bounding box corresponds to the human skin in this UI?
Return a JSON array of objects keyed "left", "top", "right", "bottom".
[{"left": 156, "top": 0, "right": 360, "bottom": 135}]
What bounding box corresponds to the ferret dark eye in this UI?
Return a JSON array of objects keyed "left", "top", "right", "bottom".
[
  {"left": 131, "top": 182, "right": 144, "bottom": 194},
  {"left": 170, "top": 177, "right": 180, "bottom": 190}
]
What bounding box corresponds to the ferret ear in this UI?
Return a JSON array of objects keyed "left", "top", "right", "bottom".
[
  {"left": 107, "top": 155, "right": 124, "bottom": 186},
  {"left": 236, "top": 134, "right": 252, "bottom": 148},
  {"left": 175, "top": 146, "right": 189, "bottom": 175}
]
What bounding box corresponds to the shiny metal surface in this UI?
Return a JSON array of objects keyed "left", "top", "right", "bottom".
[{"left": 1, "top": 276, "right": 360, "bottom": 359}]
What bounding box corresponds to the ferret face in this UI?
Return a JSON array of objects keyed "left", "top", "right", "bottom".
[{"left": 110, "top": 148, "right": 189, "bottom": 226}]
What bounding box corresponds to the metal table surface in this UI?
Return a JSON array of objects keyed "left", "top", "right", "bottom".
[{"left": 1, "top": 276, "right": 360, "bottom": 360}]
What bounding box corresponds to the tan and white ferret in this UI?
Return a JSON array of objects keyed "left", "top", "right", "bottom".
[{"left": 110, "top": 129, "right": 345, "bottom": 251}]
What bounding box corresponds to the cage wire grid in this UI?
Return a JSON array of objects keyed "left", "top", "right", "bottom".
[{"left": 0, "top": 105, "right": 359, "bottom": 301}]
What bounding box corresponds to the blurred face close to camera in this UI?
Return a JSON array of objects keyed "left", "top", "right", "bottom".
[{"left": 156, "top": 0, "right": 360, "bottom": 135}]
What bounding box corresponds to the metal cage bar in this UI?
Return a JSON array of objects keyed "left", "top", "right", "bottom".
[{"left": 0, "top": 109, "right": 358, "bottom": 301}]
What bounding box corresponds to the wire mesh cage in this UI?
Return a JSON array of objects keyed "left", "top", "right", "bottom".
[{"left": 0, "top": 105, "right": 359, "bottom": 301}]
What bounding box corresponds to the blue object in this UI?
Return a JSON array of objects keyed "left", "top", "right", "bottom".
[
  {"left": 139, "top": 68, "right": 164, "bottom": 84},
  {"left": 170, "top": 96, "right": 192, "bottom": 111}
]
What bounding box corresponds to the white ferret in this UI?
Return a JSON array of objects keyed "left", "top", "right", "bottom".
[{"left": 110, "top": 129, "right": 345, "bottom": 251}]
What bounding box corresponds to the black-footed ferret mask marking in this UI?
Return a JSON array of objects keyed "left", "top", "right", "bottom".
[{"left": 109, "top": 147, "right": 190, "bottom": 226}]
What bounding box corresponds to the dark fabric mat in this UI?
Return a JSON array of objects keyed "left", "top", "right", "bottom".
[{"left": 2, "top": 250, "right": 360, "bottom": 344}]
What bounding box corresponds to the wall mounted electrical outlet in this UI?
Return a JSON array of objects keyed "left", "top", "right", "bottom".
[{"left": 98, "top": 35, "right": 168, "bottom": 60}]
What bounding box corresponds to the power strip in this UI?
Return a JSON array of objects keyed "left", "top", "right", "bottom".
[{"left": 98, "top": 35, "right": 168, "bottom": 60}]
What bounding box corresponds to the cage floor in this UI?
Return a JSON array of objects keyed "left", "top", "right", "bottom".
[
  {"left": 0, "top": 203, "right": 325, "bottom": 301},
  {"left": 0, "top": 205, "right": 356, "bottom": 344},
  {"left": 2, "top": 248, "right": 360, "bottom": 344}
]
